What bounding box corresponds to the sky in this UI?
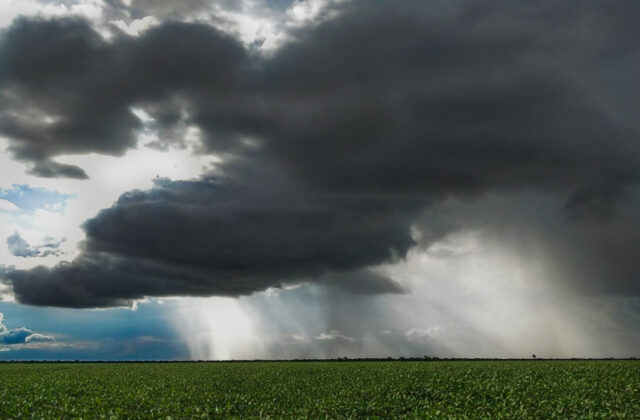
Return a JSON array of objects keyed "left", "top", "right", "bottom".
[{"left": 0, "top": 0, "right": 639, "bottom": 360}]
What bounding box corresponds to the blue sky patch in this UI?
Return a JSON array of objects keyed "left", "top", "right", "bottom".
[
  {"left": 0, "top": 185, "right": 74, "bottom": 213},
  {"left": 0, "top": 301, "right": 186, "bottom": 360}
]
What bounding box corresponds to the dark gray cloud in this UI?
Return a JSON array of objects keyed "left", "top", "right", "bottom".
[
  {"left": 2, "top": 0, "right": 640, "bottom": 307},
  {"left": 0, "top": 312, "right": 54, "bottom": 345},
  {"left": 0, "top": 17, "right": 136, "bottom": 177},
  {"left": 4, "top": 173, "right": 415, "bottom": 307},
  {"left": 2, "top": 1, "right": 638, "bottom": 195},
  {"left": 319, "top": 270, "right": 405, "bottom": 295},
  {"left": 254, "top": 0, "right": 640, "bottom": 201},
  {"left": 7, "top": 232, "right": 65, "bottom": 258},
  {"left": 0, "top": 16, "right": 246, "bottom": 177}
]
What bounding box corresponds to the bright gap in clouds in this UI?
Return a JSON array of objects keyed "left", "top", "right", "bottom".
[{"left": 0, "top": 134, "right": 216, "bottom": 271}]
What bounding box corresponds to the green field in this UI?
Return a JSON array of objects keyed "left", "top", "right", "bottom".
[{"left": 0, "top": 361, "right": 638, "bottom": 419}]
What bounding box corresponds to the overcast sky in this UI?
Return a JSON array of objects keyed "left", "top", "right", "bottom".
[{"left": 1, "top": 0, "right": 639, "bottom": 360}]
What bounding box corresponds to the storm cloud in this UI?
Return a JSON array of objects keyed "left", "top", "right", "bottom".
[
  {"left": 2, "top": 1, "right": 639, "bottom": 189},
  {"left": 5, "top": 173, "right": 415, "bottom": 307},
  {"left": 0, "top": 16, "right": 247, "bottom": 177},
  {"left": 2, "top": 0, "right": 640, "bottom": 307}
]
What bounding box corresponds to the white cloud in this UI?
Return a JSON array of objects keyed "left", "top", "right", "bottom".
[
  {"left": 0, "top": 0, "right": 105, "bottom": 29},
  {"left": 0, "top": 312, "right": 55, "bottom": 345},
  {"left": 315, "top": 330, "right": 355, "bottom": 342},
  {"left": 25, "top": 332, "right": 55, "bottom": 343},
  {"left": 286, "top": 0, "right": 348, "bottom": 25},
  {"left": 111, "top": 15, "right": 158, "bottom": 36},
  {"left": 0, "top": 199, "right": 18, "bottom": 212}
]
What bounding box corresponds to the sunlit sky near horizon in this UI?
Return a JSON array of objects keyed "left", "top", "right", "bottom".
[{"left": 1, "top": 0, "right": 640, "bottom": 360}]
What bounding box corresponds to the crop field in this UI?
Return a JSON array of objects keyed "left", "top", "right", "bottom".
[{"left": 0, "top": 361, "right": 638, "bottom": 419}]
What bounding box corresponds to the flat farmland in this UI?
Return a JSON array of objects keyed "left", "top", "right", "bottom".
[{"left": 0, "top": 361, "right": 638, "bottom": 419}]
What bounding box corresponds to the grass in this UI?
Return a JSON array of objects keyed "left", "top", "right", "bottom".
[{"left": 0, "top": 361, "right": 638, "bottom": 418}]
